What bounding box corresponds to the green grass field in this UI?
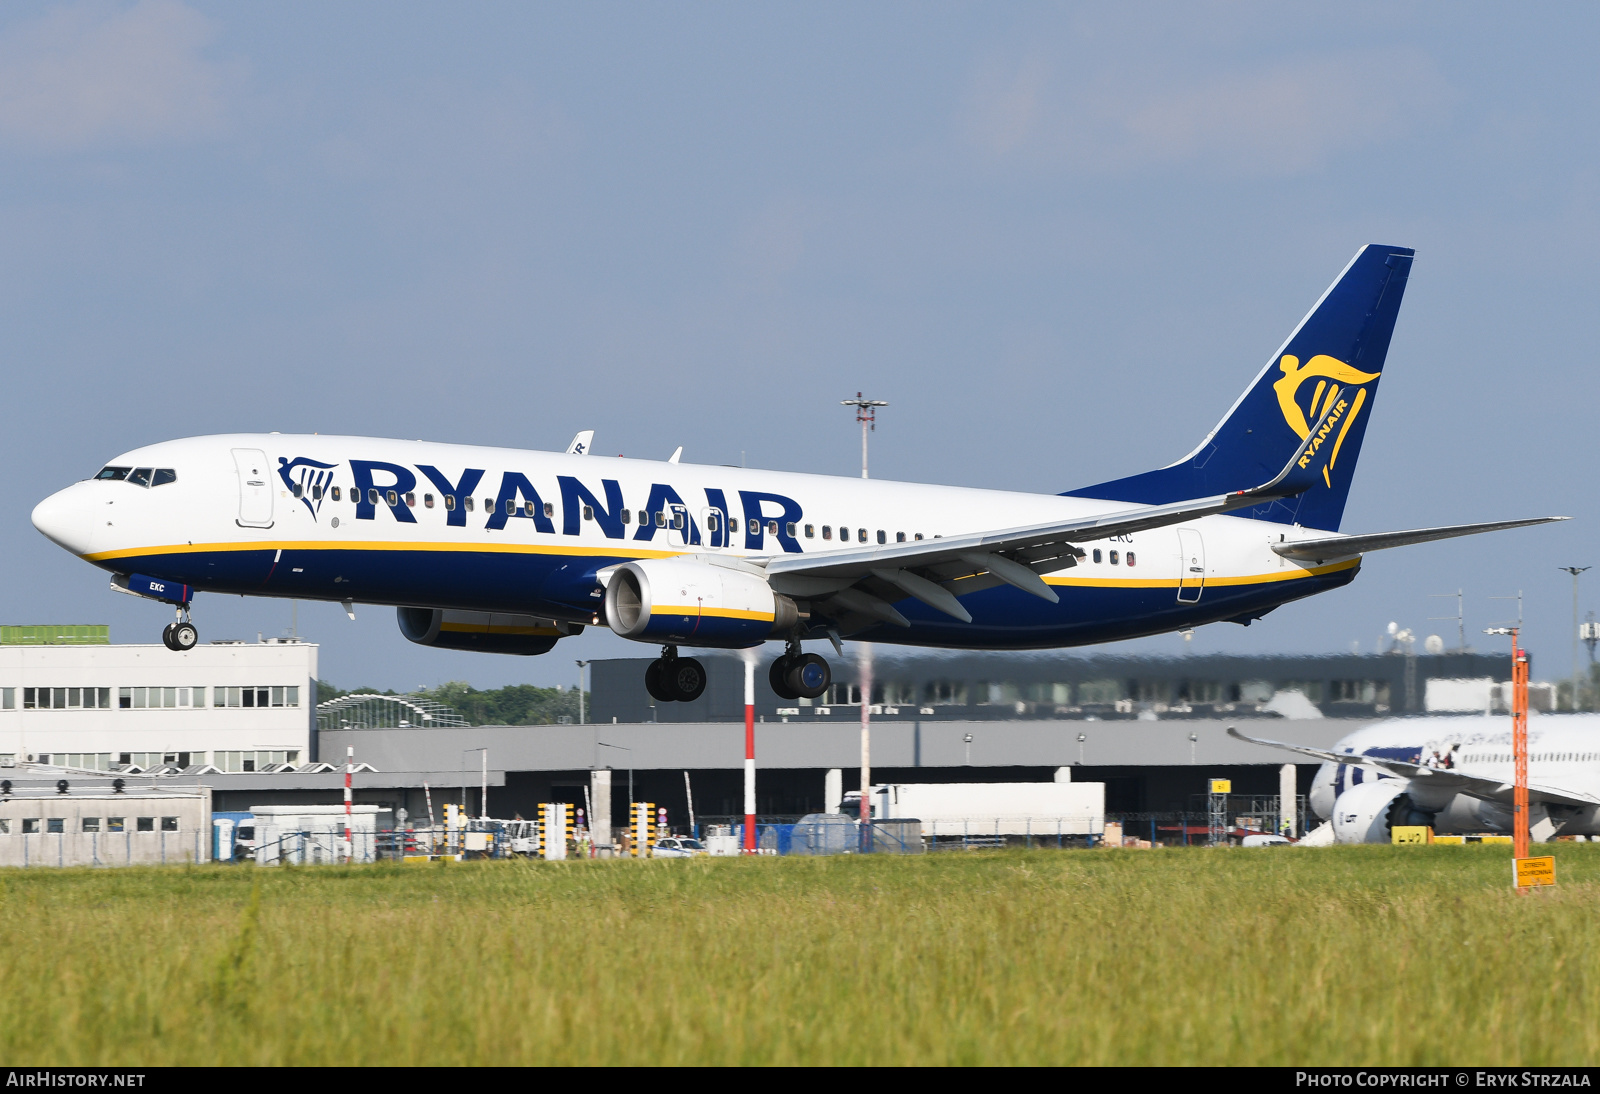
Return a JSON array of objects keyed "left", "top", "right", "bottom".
[{"left": 1, "top": 845, "right": 1594, "bottom": 1066}]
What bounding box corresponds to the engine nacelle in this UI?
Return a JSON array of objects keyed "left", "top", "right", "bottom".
[
  {"left": 1329, "top": 780, "right": 1407, "bottom": 844},
  {"left": 602, "top": 557, "right": 798, "bottom": 647},
  {"left": 396, "top": 607, "right": 576, "bottom": 656}
]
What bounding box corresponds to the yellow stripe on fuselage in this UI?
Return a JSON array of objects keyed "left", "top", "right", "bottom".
[
  {"left": 1031, "top": 557, "right": 1359, "bottom": 590},
  {"left": 84, "top": 539, "right": 685, "bottom": 564}
]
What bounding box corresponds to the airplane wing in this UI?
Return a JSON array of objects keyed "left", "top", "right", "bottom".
[
  {"left": 1271, "top": 517, "right": 1567, "bottom": 564},
  {"left": 1226, "top": 727, "right": 1600, "bottom": 809},
  {"left": 759, "top": 416, "right": 1333, "bottom": 627}
]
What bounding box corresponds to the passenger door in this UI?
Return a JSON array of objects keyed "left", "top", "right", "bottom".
[
  {"left": 666, "top": 503, "right": 690, "bottom": 548},
  {"left": 700, "top": 505, "right": 731, "bottom": 549},
  {"left": 1176, "top": 528, "right": 1205, "bottom": 603},
  {"left": 233, "top": 449, "right": 274, "bottom": 528}
]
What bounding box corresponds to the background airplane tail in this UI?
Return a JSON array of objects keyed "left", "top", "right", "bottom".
[{"left": 1066, "top": 244, "right": 1415, "bottom": 532}]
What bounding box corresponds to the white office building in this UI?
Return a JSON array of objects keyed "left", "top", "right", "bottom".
[{"left": 0, "top": 634, "right": 316, "bottom": 771}]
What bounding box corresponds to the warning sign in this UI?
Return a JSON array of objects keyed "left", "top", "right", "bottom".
[
  {"left": 1514, "top": 855, "right": 1556, "bottom": 888},
  {"left": 1391, "top": 826, "right": 1432, "bottom": 845},
  {"left": 1209, "top": 779, "right": 1231, "bottom": 795}
]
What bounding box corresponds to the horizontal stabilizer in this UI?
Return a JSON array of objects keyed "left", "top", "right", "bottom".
[{"left": 1272, "top": 516, "right": 1567, "bottom": 563}]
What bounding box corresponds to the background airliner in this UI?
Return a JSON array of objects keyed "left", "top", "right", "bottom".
[
  {"left": 30, "top": 244, "right": 1561, "bottom": 704},
  {"left": 1232, "top": 720, "right": 1600, "bottom": 843}
]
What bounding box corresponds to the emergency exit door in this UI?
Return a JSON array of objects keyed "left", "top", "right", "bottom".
[
  {"left": 1176, "top": 528, "right": 1205, "bottom": 603},
  {"left": 233, "top": 449, "right": 274, "bottom": 528}
]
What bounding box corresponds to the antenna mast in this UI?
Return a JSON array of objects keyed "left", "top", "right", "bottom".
[{"left": 840, "top": 392, "right": 888, "bottom": 479}]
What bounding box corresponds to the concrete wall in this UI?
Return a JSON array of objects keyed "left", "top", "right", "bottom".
[{"left": 0, "top": 788, "right": 211, "bottom": 866}]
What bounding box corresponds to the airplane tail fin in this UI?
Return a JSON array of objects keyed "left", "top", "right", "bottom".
[{"left": 1066, "top": 244, "right": 1415, "bottom": 532}]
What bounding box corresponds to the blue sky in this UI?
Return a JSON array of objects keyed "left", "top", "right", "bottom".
[{"left": 3, "top": 2, "right": 1597, "bottom": 690}]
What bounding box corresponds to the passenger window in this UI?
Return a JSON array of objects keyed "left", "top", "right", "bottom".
[
  {"left": 1109, "top": 550, "right": 1119, "bottom": 565},
  {"left": 544, "top": 502, "right": 554, "bottom": 519},
  {"left": 523, "top": 501, "right": 535, "bottom": 516},
  {"left": 583, "top": 505, "right": 594, "bottom": 521},
  {"left": 1127, "top": 552, "right": 1136, "bottom": 566},
  {"left": 896, "top": 532, "right": 906, "bottom": 542},
  {"left": 659, "top": 512, "right": 669, "bottom": 529},
  {"left": 405, "top": 492, "right": 415, "bottom": 507},
  {"left": 785, "top": 522, "right": 797, "bottom": 537},
  {"left": 621, "top": 508, "right": 632, "bottom": 525},
  {"left": 311, "top": 485, "right": 322, "bottom": 500},
  {"left": 877, "top": 530, "right": 886, "bottom": 544},
  {"left": 368, "top": 489, "right": 380, "bottom": 505},
  {"left": 463, "top": 497, "right": 474, "bottom": 512},
  {"left": 332, "top": 486, "right": 341, "bottom": 501},
  {"left": 152, "top": 469, "right": 177, "bottom": 486},
  {"left": 823, "top": 526, "right": 832, "bottom": 540},
  {"left": 128, "top": 468, "right": 153, "bottom": 487},
  {"left": 424, "top": 493, "right": 434, "bottom": 509},
  {"left": 804, "top": 524, "right": 814, "bottom": 538},
  {"left": 386, "top": 490, "right": 399, "bottom": 507},
  {"left": 95, "top": 467, "right": 131, "bottom": 481},
  {"left": 506, "top": 500, "right": 516, "bottom": 515},
  {"left": 767, "top": 520, "right": 778, "bottom": 535},
  {"left": 914, "top": 533, "right": 923, "bottom": 541},
  {"left": 840, "top": 527, "right": 849, "bottom": 541},
  {"left": 1092, "top": 549, "right": 1102, "bottom": 563},
  {"left": 639, "top": 510, "right": 649, "bottom": 525},
  {"left": 291, "top": 483, "right": 303, "bottom": 498},
  {"left": 481, "top": 498, "right": 491, "bottom": 512},
  {"left": 674, "top": 512, "right": 686, "bottom": 530},
  {"left": 858, "top": 528, "right": 868, "bottom": 543}
]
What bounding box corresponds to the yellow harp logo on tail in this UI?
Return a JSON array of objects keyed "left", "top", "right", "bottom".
[{"left": 1272, "top": 355, "right": 1380, "bottom": 488}]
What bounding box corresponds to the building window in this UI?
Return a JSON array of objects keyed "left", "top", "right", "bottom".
[
  {"left": 108, "top": 818, "right": 124, "bottom": 833},
  {"left": 47, "top": 819, "right": 64, "bottom": 834},
  {"left": 0, "top": 819, "right": 8, "bottom": 834},
  {"left": 2, "top": 688, "right": 12, "bottom": 710},
  {"left": 23, "top": 819, "right": 39, "bottom": 834},
  {"left": 82, "top": 817, "right": 100, "bottom": 832},
  {"left": 136, "top": 818, "right": 154, "bottom": 832},
  {"left": 161, "top": 817, "right": 179, "bottom": 832}
]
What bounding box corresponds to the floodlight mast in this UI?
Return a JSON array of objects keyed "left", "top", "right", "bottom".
[
  {"left": 1484, "top": 626, "right": 1531, "bottom": 879},
  {"left": 1558, "top": 568, "right": 1590, "bottom": 710},
  {"left": 841, "top": 393, "right": 888, "bottom": 478}
]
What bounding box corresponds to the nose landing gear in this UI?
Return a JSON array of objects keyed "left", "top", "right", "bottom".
[
  {"left": 161, "top": 606, "right": 198, "bottom": 652},
  {"left": 644, "top": 646, "right": 706, "bottom": 703}
]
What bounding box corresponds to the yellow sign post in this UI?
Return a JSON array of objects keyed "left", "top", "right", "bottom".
[
  {"left": 1209, "top": 779, "right": 1232, "bottom": 795},
  {"left": 1515, "top": 855, "right": 1556, "bottom": 889},
  {"left": 1391, "top": 826, "right": 1432, "bottom": 845}
]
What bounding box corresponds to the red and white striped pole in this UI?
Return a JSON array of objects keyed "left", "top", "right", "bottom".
[
  {"left": 743, "top": 656, "right": 757, "bottom": 853},
  {"left": 344, "top": 745, "right": 353, "bottom": 864}
]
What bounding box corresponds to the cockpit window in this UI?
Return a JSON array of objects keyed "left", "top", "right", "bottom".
[
  {"left": 95, "top": 467, "right": 131, "bottom": 481},
  {"left": 127, "top": 468, "right": 153, "bottom": 487},
  {"left": 152, "top": 469, "right": 177, "bottom": 487}
]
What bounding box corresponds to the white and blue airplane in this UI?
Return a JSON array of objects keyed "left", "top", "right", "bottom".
[
  {"left": 29, "top": 244, "right": 1562, "bottom": 704},
  {"left": 1230, "top": 720, "right": 1600, "bottom": 843}
]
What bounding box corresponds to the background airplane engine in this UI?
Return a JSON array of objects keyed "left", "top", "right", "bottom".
[
  {"left": 395, "top": 607, "right": 570, "bottom": 656},
  {"left": 1329, "top": 780, "right": 1415, "bottom": 844},
  {"left": 603, "top": 558, "right": 798, "bottom": 647},
  {"left": 1432, "top": 794, "right": 1513, "bottom": 835}
]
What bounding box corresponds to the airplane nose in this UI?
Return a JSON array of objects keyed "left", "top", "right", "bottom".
[{"left": 32, "top": 485, "right": 94, "bottom": 556}]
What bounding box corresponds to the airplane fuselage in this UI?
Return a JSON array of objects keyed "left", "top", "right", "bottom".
[{"left": 33, "top": 433, "right": 1358, "bottom": 650}]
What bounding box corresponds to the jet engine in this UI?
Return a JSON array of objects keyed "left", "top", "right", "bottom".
[
  {"left": 1328, "top": 779, "right": 1437, "bottom": 844},
  {"left": 603, "top": 557, "right": 798, "bottom": 647},
  {"left": 396, "top": 607, "right": 576, "bottom": 656}
]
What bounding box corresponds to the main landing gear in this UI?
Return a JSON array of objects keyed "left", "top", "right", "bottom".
[
  {"left": 769, "top": 641, "right": 830, "bottom": 701},
  {"left": 161, "top": 605, "right": 198, "bottom": 652},
  {"left": 645, "top": 646, "right": 707, "bottom": 703}
]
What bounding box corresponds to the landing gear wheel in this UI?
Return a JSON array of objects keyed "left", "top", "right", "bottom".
[
  {"left": 161, "top": 623, "right": 177, "bottom": 651},
  {"left": 784, "top": 653, "right": 830, "bottom": 700},
  {"left": 769, "top": 656, "right": 800, "bottom": 701},
  {"left": 169, "top": 622, "right": 198, "bottom": 651},
  {"left": 644, "top": 658, "right": 676, "bottom": 703},
  {"left": 667, "top": 657, "right": 707, "bottom": 702}
]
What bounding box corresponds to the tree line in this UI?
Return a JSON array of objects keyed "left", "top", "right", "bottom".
[{"left": 317, "top": 679, "right": 587, "bottom": 725}]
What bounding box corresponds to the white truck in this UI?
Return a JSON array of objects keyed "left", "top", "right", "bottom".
[{"left": 842, "top": 781, "right": 1105, "bottom": 839}]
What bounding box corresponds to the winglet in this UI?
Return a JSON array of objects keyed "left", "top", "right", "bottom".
[{"left": 566, "top": 430, "right": 594, "bottom": 456}]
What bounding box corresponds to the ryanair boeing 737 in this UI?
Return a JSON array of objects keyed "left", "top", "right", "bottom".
[{"left": 30, "top": 245, "right": 1563, "bottom": 703}]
